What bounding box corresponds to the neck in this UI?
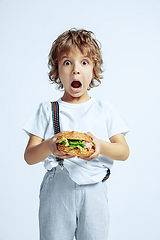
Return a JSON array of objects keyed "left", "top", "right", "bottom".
[{"left": 61, "top": 92, "right": 91, "bottom": 104}]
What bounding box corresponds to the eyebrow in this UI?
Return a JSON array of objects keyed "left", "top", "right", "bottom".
[
  {"left": 60, "top": 55, "right": 68, "bottom": 60},
  {"left": 60, "top": 55, "right": 90, "bottom": 60}
]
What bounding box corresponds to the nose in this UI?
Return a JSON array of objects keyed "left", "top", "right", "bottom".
[
  {"left": 72, "top": 70, "right": 80, "bottom": 74},
  {"left": 72, "top": 63, "right": 80, "bottom": 75}
]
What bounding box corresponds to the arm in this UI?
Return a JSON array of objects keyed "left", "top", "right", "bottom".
[
  {"left": 79, "top": 132, "right": 130, "bottom": 161},
  {"left": 24, "top": 134, "right": 74, "bottom": 165},
  {"left": 99, "top": 133, "right": 130, "bottom": 161}
]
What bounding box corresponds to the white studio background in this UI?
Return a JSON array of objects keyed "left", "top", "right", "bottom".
[{"left": 0, "top": 0, "right": 160, "bottom": 239}]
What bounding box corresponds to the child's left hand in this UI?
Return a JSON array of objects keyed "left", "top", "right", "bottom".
[{"left": 78, "top": 132, "right": 100, "bottom": 161}]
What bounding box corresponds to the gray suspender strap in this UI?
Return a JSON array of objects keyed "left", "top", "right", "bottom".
[
  {"left": 51, "top": 101, "right": 110, "bottom": 180},
  {"left": 51, "top": 101, "right": 64, "bottom": 170}
]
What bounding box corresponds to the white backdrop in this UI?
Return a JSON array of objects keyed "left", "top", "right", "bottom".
[{"left": 0, "top": 0, "right": 160, "bottom": 239}]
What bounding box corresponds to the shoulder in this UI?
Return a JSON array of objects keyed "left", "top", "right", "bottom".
[
  {"left": 39, "top": 100, "right": 58, "bottom": 111},
  {"left": 93, "top": 98, "right": 113, "bottom": 111},
  {"left": 36, "top": 101, "right": 55, "bottom": 120},
  {"left": 37, "top": 101, "right": 51, "bottom": 113},
  {"left": 39, "top": 101, "right": 51, "bottom": 108}
]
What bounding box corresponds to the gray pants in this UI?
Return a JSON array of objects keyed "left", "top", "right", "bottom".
[{"left": 39, "top": 166, "right": 109, "bottom": 240}]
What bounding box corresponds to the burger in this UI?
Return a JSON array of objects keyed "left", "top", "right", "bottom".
[{"left": 56, "top": 131, "right": 95, "bottom": 157}]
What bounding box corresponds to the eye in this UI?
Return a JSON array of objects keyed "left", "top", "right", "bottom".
[
  {"left": 81, "top": 60, "right": 89, "bottom": 65},
  {"left": 64, "top": 60, "right": 71, "bottom": 65}
]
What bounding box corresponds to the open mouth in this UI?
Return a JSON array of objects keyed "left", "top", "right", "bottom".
[{"left": 71, "top": 81, "right": 82, "bottom": 89}]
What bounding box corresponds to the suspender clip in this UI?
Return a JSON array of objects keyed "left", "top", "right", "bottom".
[{"left": 59, "top": 162, "right": 64, "bottom": 170}]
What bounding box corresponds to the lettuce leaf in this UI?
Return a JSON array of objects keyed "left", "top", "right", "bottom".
[
  {"left": 58, "top": 137, "right": 94, "bottom": 151},
  {"left": 58, "top": 137, "right": 69, "bottom": 146},
  {"left": 68, "top": 139, "right": 85, "bottom": 151}
]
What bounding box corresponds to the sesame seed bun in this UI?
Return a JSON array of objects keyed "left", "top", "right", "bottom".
[
  {"left": 56, "top": 131, "right": 93, "bottom": 143},
  {"left": 56, "top": 131, "right": 95, "bottom": 157},
  {"left": 57, "top": 145, "right": 95, "bottom": 157}
]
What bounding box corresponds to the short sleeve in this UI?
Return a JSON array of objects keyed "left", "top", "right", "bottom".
[
  {"left": 23, "top": 102, "right": 50, "bottom": 139},
  {"left": 105, "top": 103, "right": 129, "bottom": 138}
]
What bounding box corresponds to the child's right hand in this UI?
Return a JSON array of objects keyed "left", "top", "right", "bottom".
[{"left": 48, "top": 132, "right": 75, "bottom": 159}]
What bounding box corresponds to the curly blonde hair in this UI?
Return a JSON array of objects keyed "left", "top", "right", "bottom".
[{"left": 48, "top": 28, "right": 103, "bottom": 90}]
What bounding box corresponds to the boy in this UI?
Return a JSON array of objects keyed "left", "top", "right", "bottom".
[{"left": 23, "top": 29, "right": 129, "bottom": 240}]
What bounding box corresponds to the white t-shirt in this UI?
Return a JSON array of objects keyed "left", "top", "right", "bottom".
[{"left": 23, "top": 97, "right": 129, "bottom": 185}]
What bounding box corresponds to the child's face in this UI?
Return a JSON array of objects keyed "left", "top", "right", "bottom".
[{"left": 58, "top": 47, "right": 94, "bottom": 102}]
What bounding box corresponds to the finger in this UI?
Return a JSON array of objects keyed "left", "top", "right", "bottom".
[
  {"left": 85, "top": 132, "right": 93, "bottom": 140},
  {"left": 81, "top": 151, "right": 99, "bottom": 161}
]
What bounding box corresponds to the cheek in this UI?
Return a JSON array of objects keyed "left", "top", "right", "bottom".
[
  {"left": 58, "top": 67, "right": 66, "bottom": 79},
  {"left": 89, "top": 69, "right": 94, "bottom": 80},
  {"left": 60, "top": 67, "right": 70, "bottom": 76},
  {"left": 88, "top": 65, "right": 94, "bottom": 77}
]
